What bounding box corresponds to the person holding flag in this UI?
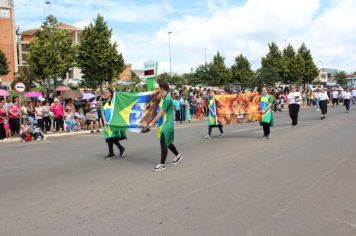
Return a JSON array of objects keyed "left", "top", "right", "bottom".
[
  {"left": 101, "top": 88, "right": 126, "bottom": 160},
  {"left": 149, "top": 80, "right": 182, "bottom": 172},
  {"left": 260, "top": 87, "right": 274, "bottom": 139},
  {"left": 204, "top": 90, "right": 224, "bottom": 139}
]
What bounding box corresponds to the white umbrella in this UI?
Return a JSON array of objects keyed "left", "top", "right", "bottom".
[{"left": 82, "top": 93, "right": 96, "bottom": 100}]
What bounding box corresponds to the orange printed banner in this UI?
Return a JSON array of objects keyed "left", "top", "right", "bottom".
[{"left": 214, "top": 92, "right": 262, "bottom": 125}]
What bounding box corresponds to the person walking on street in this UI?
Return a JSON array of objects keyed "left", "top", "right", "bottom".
[
  {"left": 149, "top": 80, "right": 182, "bottom": 172},
  {"left": 101, "top": 88, "right": 126, "bottom": 160},
  {"left": 342, "top": 88, "right": 352, "bottom": 113},
  {"left": 318, "top": 88, "right": 329, "bottom": 119},
  {"left": 204, "top": 90, "right": 224, "bottom": 139},
  {"left": 351, "top": 88, "right": 356, "bottom": 105},
  {"left": 260, "top": 87, "right": 274, "bottom": 139},
  {"left": 287, "top": 86, "right": 301, "bottom": 127},
  {"left": 331, "top": 89, "right": 339, "bottom": 107}
]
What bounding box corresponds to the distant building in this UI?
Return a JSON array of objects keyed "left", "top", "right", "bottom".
[
  {"left": 132, "top": 69, "right": 145, "bottom": 79},
  {"left": 117, "top": 64, "right": 132, "bottom": 81},
  {"left": 17, "top": 23, "right": 82, "bottom": 84},
  {"left": 315, "top": 68, "right": 339, "bottom": 86},
  {"left": 346, "top": 74, "right": 356, "bottom": 87},
  {"left": 0, "top": 0, "right": 16, "bottom": 85}
]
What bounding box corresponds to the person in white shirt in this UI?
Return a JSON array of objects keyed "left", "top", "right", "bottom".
[
  {"left": 342, "top": 88, "right": 352, "bottom": 113},
  {"left": 287, "top": 86, "right": 301, "bottom": 127},
  {"left": 351, "top": 88, "right": 356, "bottom": 105},
  {"left": 331, "top": 90, "right": 339, "bottom": 107},
  {"left": 315, "top": 89, "right": 320, "bottom": 111},
  {"left": 318, "top": 88, "right": 329, "bottom": 119}
]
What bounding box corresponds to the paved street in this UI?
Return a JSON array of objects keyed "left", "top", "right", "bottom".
[{"left": 1, "top": 106, "right": 356, "bottom": 236}]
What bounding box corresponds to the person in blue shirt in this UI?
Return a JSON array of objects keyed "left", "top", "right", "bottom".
[{"left": 173, "top": 96, "right": 181, "bottom": 123}]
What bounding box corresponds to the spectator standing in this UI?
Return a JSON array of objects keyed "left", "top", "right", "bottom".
[
  {"left": 35, "top": 101, "right": 44, "bottom": 132},
  {"left": 173, "top": 96, "right": 181, "bottom": 123},
  {"left": 0, "top": 100, "right": 7, "bottom": 139},
  {"left": 51, "top": 98, "right": 64, "bottom": 132},
  {"left": 8, "top": 98, "right": 21, "bottom": 136},
  {"left": 41, "top": 100, "right": 51, "bottom": 133}
]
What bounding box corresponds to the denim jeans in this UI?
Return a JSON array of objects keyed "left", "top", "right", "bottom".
[{"left": 65, "top": 120, "right": 75, "bottom": 131}]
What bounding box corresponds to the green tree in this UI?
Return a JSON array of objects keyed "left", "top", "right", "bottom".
[
  {"left": 158, "top": 72, "right": 186, "bottom": 88},
  {"left": 209, "top": 51, "right": 230, "bottom": 87},
  {"left": 130, "top": 71, "right": 141, "bottom": 84},
  {"left": 28, "top": 15, "right": 76, "bottom": 87},
  {"left": 230, "top": 53, "right": 255, "bottom": 88},
  {"left": 77, "top": 14, "right": 125, "bottom": 90},
  {"left": 253, "top": 66, "right": 280, "bottom": 88},
  {"left": 334, "top": 71, "right": 347, "bottom": 86},
  {"left": 295, "top": 43, "right": 319, "bottom": 88},
  {"left": 261, "top": 42, "right": 283, "bottom": 82},
  {"left": 194, "top": 63, "right": 211, "bottom": 86},
  {"left": 281, "top": 44, "right": 298, "bottom": 85},
  {"left": 17, "top": 65, "right": 37, "bottom": 90},
  {"left": 0, "top": 50, "right": 9, "bottom": 77}
]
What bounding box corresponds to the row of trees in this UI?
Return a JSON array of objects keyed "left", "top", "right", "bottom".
[
  {"left": 161, "top": 42, "right": 322, "bottom": 89},
  {"left": 23, "top": 14, "right": 125, "bottom": 90}
]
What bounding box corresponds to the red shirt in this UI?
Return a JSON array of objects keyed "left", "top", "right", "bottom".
[
  {"left": 51, "top": 104, "right": 64, "bottom": 118},
  {"left": 8, "top": 104, "right": 20, "bottom": 119}
]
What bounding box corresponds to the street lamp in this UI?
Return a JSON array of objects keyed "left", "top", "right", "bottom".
[
  {"left": 45, "top": 1, "right": 51, "bottom": 15},
  {"left": 168, "top": 31, "right": 172, "bottom": 77}
]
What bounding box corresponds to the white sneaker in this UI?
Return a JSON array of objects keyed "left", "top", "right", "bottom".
[
  {"left": 153, "top": 163, "right": 166, "bottom": 172},
  {"left": 204, "top": 135, "right": 211, "bottom": 139},
  {"left": 218, "top": 133, "right": 224, "bottom": 138},
  {"left": 173, "top": 154, "right": 183, "bottom": 165},
  {"left": 266, "top": 133, "right": 272, "bottom": 139}
]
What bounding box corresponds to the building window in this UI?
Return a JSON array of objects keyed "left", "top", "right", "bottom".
[
  {"left": 21, "top": 44, "right": 29, "bottom": 52},
  {"left": 68, "top": 69, "right": 74, "bottom": 79},
  {"left": 22, "top": 53, "right": 28, "bottom": 63}
]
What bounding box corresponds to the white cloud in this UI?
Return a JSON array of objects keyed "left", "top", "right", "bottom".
[{"left": 122, "top": 0, "right": 356, "bottom": 74}]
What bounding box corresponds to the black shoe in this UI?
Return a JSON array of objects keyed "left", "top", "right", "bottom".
[
  {"left": 119, "top": 148, "right": 126, "bottom": 158},
  {"left": 105, "top": 153, "right": 115, "bottom": 160}
]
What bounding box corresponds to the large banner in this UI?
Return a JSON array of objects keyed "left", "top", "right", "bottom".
[
  {"left": 214, "top": 92, "right": 262, "bottom": 125},
  {"left": 108, "top": 91, "right": 160, "bottom": 133}
]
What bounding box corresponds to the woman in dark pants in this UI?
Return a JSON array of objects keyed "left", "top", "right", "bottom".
[
  {"left": 8, "top": 97, "right": 21, "bottom": 136},
  {"left": 204, "top": 90, "right": 223, "bottom": 139},
  {"left": 318, "top": 88, "right": 329, "bottom": 119},
  {"left": 149, "top": 80, "right": 182, "bottom": 171},
  {"left": 260, "top": 87, "right": 274, "bottom": 139},
  {"left": 101, "top": 88, "right": 126, "bottom": 160}
]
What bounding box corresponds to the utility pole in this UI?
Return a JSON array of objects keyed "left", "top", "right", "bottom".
[{"left": 168, "top": 32, "right": 172, "bottom": 77}]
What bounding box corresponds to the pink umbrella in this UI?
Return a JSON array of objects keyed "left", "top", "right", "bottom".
[
  {"left": 0, "top": 89, "right": 9, "bottom": 97},
  {"left": 56, "top": 85, "right": 70, "bottom": 92},
  {"left": 24, "top": 91, "right": 43, "bottom": 98}
]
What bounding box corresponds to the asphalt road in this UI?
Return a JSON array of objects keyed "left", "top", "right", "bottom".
[{"left": 1, "top": 105, "right": 356, "bottom": 236}]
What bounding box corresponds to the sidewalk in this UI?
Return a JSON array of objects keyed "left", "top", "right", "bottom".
[{"left": 0, "top": 117, "right": 207, "bottom": 144}]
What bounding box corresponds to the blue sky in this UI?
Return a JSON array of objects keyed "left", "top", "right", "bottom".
[{"left": 14, "top": 0, "right": 356, "bottom": 73}]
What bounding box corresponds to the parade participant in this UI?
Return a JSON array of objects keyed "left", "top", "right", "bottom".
[
  {"left": 342, "top": 88, "right": 352, "bottom": 113},
  {"left": 287, "top": 86, "right": 301, "bottom": 127},
  {"left": 204, "top": 90, "right": 223, "bottom": 139},
  {"left": 318, "top": 88, "right": 329, "bottom": 119},
  {"left": 331, "top": 89, "right": 339, "bottom": 107},
  {"left": 352, "top": 88, "right": 356, "bottom": 105},
  {"left": 260, "top": 87, "right": 273, "bottom": 139},
  {"left": 149, "top": 80, "right": 182, "bottom": 171},
  {"left": 101, "top": 88, "right": 126, "bottom": 160}
]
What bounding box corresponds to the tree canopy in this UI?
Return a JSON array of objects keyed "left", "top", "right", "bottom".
[{"left": 77, "top": 14, "right": 125, "bottom": 90}]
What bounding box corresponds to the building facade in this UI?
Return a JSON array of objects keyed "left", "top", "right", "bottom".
[
  {"left": 0, "top": 0, "right": 16, "bottom": 85},
  {"left": 315, "top": 68, "right": 338, "bottom": 86},
  {"left": 17, "top": 23, "right": 82, "bottom": 85}
]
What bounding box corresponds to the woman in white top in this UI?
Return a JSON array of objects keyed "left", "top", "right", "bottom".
[
  {"left": 35, "top": 101, "right": 44, "bottom": 131},
  {"left": 342, "top": 88, "right": 352, "bottom": 113},
  {"left": 287, "top": 86, "right": 301, "bottom": 127},
  {"left": 318, "top": 88, "right": 329, "bottom": 119},
  {"left": 41, "top": 100, "right": 51, "bottom": 133}
]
